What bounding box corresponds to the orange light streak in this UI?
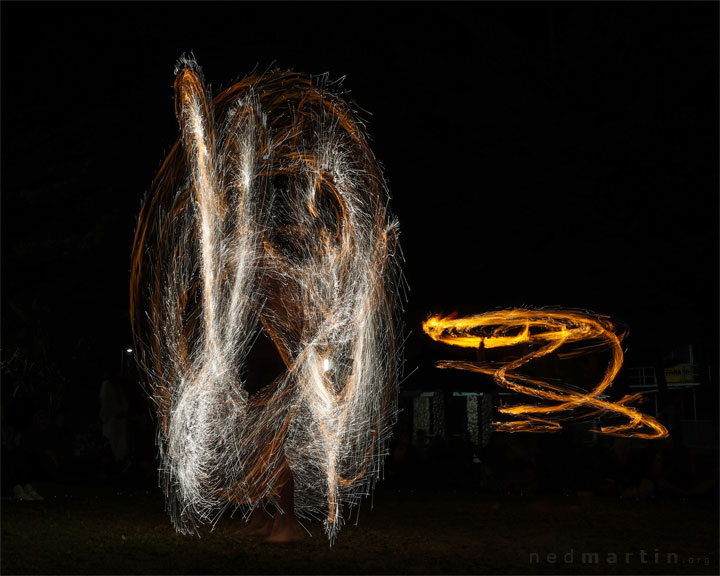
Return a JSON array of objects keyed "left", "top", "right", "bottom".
[{"left": 422, "top": 309, "right": 668, "bottom": 440}]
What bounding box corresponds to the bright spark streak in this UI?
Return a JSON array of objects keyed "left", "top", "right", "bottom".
[{"left": 130, "top": 57, "right": 403, "bottom": 542}]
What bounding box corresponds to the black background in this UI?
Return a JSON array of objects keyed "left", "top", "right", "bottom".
[{"left": 2, "top": 1, "right": 718, "bottom": 419}]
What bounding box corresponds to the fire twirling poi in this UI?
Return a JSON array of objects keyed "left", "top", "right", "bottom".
[
  {"left": 130, "top": 57, "right": 403, "bottom": 542},
  {"left": 423, "top": 309, "right": 668, "bottom": 439}
]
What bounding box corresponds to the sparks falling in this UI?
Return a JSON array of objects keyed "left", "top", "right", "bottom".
[
  {"left": 423, "top": 309, "right": 668, "bottom": 439},
  {"left": 130, "top": 57, "right": 403, "bottom": 542}
]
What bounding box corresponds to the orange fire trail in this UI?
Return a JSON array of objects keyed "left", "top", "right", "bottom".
[{"left": 423, "top": 309, "right": 668, "bottom": 439}]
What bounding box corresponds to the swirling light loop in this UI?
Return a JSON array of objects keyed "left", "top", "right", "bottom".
[{"left": 423, "top": 309, "right": 668, "bottom": 440}]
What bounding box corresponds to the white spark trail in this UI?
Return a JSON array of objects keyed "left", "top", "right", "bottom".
[{"left": 130, "top": 58, "right": 404, "bottom": 542}]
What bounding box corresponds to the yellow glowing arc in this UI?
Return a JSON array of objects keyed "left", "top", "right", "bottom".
[{"left": 422, "top": 309, "right": 668, "bottom": 440}]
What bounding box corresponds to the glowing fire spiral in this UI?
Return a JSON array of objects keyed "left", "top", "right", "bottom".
[
  {"left": 130, "top": 56, "right": 403, "bottom": 541},
  {"left": 423, "top": 309, "right": 668, "bottom": 439}
]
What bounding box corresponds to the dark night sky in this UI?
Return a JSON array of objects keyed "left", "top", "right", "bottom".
[{"left": 2, "top": 2, "right": 718, "bottom": 405}]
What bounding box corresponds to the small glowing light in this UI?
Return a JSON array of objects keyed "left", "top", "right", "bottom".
[
  {"left": 323, "top": 358, "right": 331, "bottom": 373},
  {"left": 126, "top": 348, "right": 133, "bottom": 353}
]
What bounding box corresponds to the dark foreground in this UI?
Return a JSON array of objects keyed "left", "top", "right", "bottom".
[{"left": 2, "top": 483, "right": 717, "bottom": 575}]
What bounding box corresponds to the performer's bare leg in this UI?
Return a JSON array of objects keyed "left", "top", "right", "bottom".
[
  {"left": 235, "top": 506, "right": 274, "bottom": 537},
  {"left": 265, "top": 461, "right": 305, "bottom": 543}
]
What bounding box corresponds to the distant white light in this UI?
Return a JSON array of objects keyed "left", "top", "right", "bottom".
[
  {"left": 323, "top": 358, "right": 332, "bottom": 373},
  {"left": 126, "top": 348, "right": 133, "bottom": 353}
]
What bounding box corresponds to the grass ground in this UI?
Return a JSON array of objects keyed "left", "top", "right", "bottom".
[{"left": 1, "top": 483, "right": 717, "bottom": 575}]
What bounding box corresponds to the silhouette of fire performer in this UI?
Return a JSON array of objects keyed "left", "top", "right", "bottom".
[{"left": 130, "top": 57, "right": 403, "bottom": 543}]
